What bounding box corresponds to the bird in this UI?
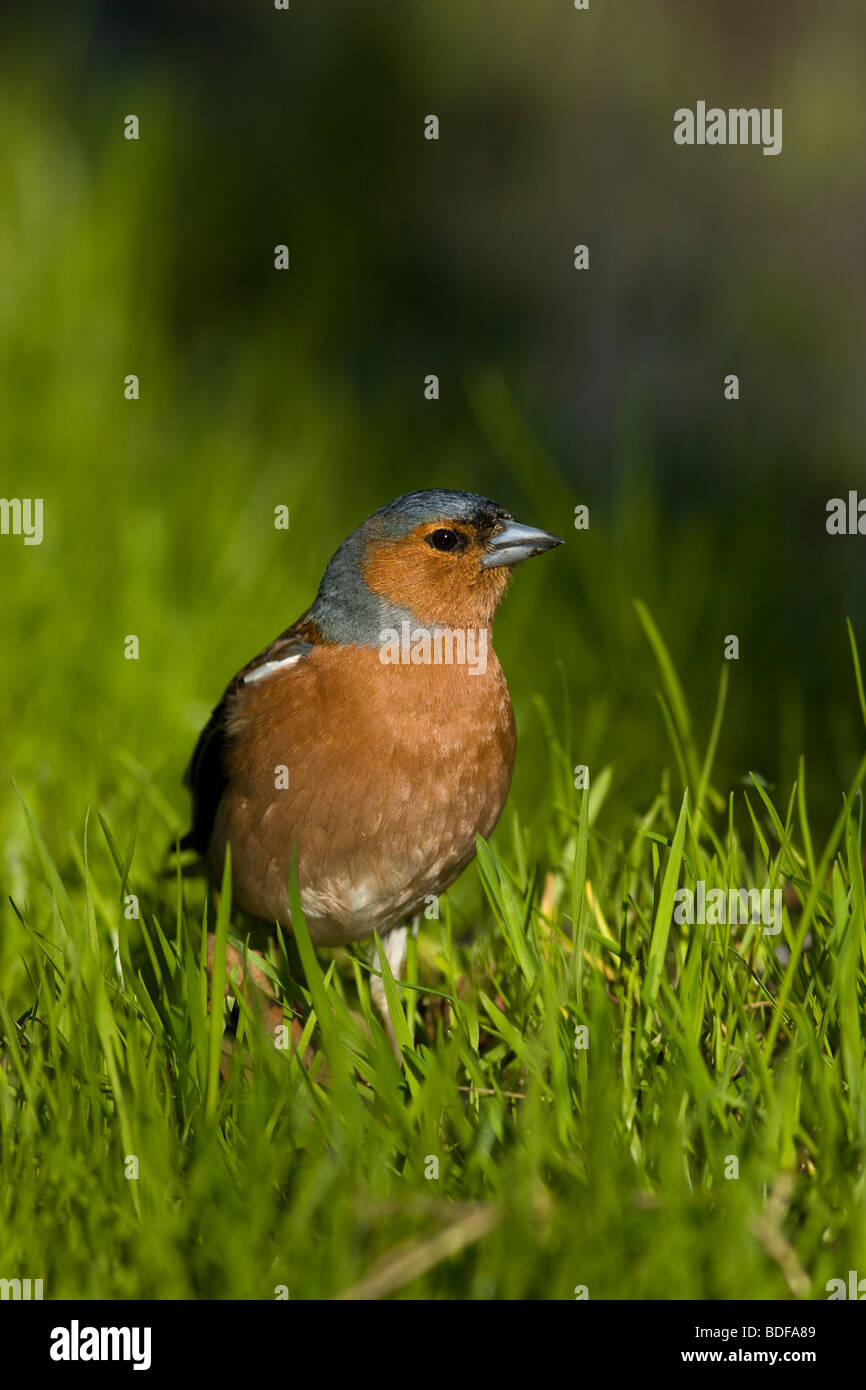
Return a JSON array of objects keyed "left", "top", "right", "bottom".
[{"left": 181, "top": 488, "right": 563, "bottom": 1047}]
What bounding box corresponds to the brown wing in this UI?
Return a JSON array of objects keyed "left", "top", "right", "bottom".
[{"left": 180, "top": 616, "right": 317, "bottom": 856}]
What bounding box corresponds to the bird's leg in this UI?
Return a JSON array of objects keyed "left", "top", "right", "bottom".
[
  {"left": 369, "top": 916, "right": 420, "bottom": 1059},
  {"left": 205, "top": 932, "right": 306, "bottom": 1076}
]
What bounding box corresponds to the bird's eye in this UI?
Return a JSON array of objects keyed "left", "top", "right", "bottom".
[{"left": 426, "top": 528, "right": 466, "bottom": 553}]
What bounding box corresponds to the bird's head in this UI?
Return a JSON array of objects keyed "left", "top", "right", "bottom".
[{"left": 308, "top": 489, "right": 563, "bottom": 642}]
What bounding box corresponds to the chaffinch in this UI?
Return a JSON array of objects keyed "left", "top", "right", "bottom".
[{"left": 182, "top": 489, "right": 562, "bottom": 1043}]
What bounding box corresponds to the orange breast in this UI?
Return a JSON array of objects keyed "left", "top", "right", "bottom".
[{"left": 208, "top": 641, "right": 516, "bottom": 943}]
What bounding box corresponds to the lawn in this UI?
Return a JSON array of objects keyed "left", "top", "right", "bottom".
[{"left": 3, "top": 584, "right": 866, "bottom": 1298}]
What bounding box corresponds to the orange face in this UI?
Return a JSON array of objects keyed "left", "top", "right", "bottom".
[{"left": 362, "top": 520, "right": 512, "bottom": 628}]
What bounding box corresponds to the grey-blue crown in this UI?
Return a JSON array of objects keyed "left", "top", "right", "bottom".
[{"left": 366, "top": 490, "right": 509, "bottom": 537}]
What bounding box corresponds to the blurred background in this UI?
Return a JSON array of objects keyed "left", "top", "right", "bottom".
[{"left": 2, "top": 0, "right": 866, "bottom": 920}]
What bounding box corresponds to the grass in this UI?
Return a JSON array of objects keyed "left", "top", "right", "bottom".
[{"left": 2, "top": 607, "right": 865, "bottom": 1301}]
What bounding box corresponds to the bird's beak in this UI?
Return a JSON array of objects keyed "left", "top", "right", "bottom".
[{"left": 481, "top": 518, "right": 564, "bottom": 569}]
